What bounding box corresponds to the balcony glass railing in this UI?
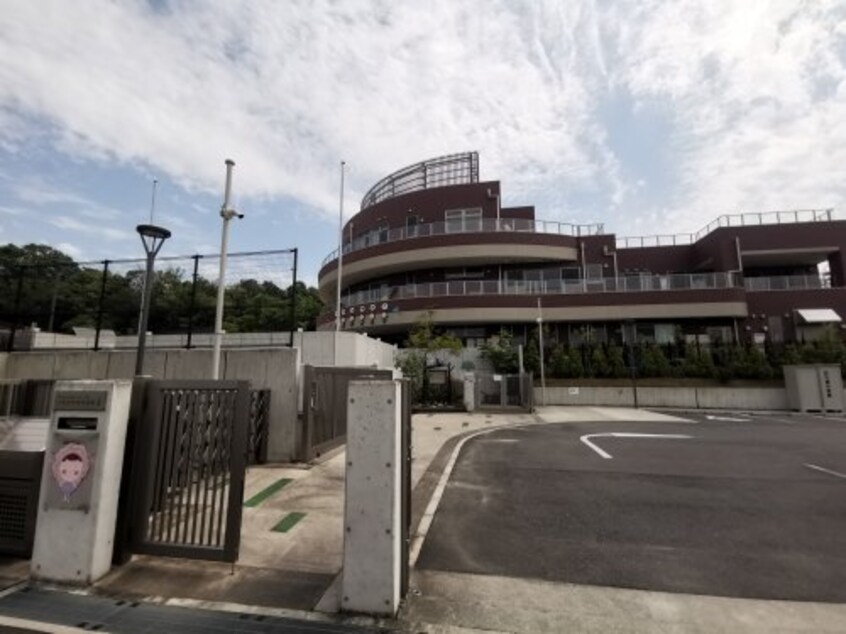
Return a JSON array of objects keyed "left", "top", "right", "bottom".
[
  {"left": 744, "top": 275, "right": 830, "bottom": 291},
  {"left": 321, "top": 218, "right": 605, "bottom": 268},
  {"left": 340, "top": 272, "right": 741, "bottom": 308},
  {"left": 616, "top": 208, "right": 834, "bottom": 249}
]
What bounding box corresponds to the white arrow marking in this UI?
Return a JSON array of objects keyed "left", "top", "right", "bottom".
[
  {"left": 580, "top": 432, "right": 693, "bottom": 459},
  {"left": 804, "top": 463, "right": 846, "bottom": 479},
  {"left": 705, "top": 415, "right": 748, "bottom": 422}
]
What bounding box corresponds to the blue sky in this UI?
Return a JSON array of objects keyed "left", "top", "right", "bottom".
[{"left": 1, "top": 0, "right": 845, "bottom": 285}]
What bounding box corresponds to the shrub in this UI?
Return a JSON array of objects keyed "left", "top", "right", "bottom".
[
  {"left": 480, "top": 330, "right": 519, "bottom": 373},
  {"left": 639, "top": 343, "right": 673, "bottom": 377},
  {"left": 604, "top": 345, "right": 627, "bottom": 378}
]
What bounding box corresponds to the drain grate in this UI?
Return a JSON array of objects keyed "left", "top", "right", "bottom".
[{"left": 0, "top": 587, "right": 374, "bottom": 633}]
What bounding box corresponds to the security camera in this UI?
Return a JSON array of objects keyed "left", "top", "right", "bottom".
[{"left": 221, "top": 208, "right": 244, "bottom": 221}]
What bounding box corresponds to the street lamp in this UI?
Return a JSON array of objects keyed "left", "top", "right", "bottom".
[
  {"left": 212, "top": 159, "right": 243, "bottom": 380},
  {"left": 135, "top": 223, "right": 171, "bottom": 376},
  {"left": 537, "top": 297, "right": 546, "bottom": 406}
]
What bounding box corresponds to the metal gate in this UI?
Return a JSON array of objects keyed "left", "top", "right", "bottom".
[
  {"left": 129, "top": 380, "right": 249, "bottom": 562},
  {"left": 301, "top": 366, "right": 393, "bottom": 462},
  {"left": 475, "top": 372, "right": 534, "bottom": 409},
  {"left": 0, "top": 450, "right": 43, "bottom": 558}
]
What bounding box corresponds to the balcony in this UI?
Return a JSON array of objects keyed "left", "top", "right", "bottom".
[
  {"left": 341, "top": 272, "right": 742, "bottom": 307},
  {"left": 616, "top": 209, "right": 834, "bottom": 249},
  {"left": 744, "top": 274, "right": 830, "bottom": 291},
  {"left": 321, "top": 217, "right": 605, "bottom": 269}
]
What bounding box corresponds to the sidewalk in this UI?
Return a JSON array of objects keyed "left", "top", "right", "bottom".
[{"left": 3, "top": 406, "right": 845, "bottom": 633}]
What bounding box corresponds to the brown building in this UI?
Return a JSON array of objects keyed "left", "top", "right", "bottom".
[{"left": 317, "top": 152, "right": 846, "bottom": 347}]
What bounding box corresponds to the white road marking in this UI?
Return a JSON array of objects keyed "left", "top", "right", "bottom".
[
  {"left": 804, "top": 463, "right": 846, "bottom": 479},
  {"left": 705, "top": 414, "right": 749, "bottom": 422},
  {"left": 580, "top": 432, "right": 693, "bottom": 459}
]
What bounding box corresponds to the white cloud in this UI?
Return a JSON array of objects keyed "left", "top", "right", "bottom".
[
  {"left": 0, "top": 1, "right": 616, "bottom": 220},
  {"left": 0, "top": 0, "right": 843, "bottom": 240},
  {"left": 49, "top": 215, "right": 132, "bottom": 241},
  {"left": 601, "top": 0, "right": 846, "bottom": 232}
]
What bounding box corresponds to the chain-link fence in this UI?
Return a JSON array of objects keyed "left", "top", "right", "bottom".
[{"left": 0, "top": 249, "right": 299, "bottom": 351}]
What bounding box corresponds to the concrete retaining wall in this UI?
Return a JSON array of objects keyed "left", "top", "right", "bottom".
[
  {"left": 535, "top": 384, "right": 791, "bottom": 410},
  {"left": 0, "top": 348, "right": 299, "bottom": 462}
]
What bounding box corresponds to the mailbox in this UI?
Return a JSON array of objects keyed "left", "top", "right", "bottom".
[{"left": 31, "top": 380, "right": 132, "bottom": 585}]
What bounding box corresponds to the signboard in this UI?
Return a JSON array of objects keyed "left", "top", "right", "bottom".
[{"left": 568, "top": 387, "right": 580, "bottom": 395}]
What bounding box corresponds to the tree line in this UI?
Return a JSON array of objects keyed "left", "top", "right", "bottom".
[
  {"left": 481, "top": 328, "right": 846, "bottom": 381},
  {"left": 0, "top": 244, "right": 324, "bottom": 336}
]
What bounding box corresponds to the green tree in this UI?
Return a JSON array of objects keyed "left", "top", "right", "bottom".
[
  {"left": 682, "top": 343, "right": 717, "bottom": 378},
  {"left": 607, "top": 345, "right": 628, "bottom": 378},
  {"left": 640, "top": 343, "right": 673, "bottom": 377},
  {"left": 480, "top": 330, "right": 519, "bottom": 373}
]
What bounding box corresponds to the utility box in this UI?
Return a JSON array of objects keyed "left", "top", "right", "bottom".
[
  {"left": 783, "top": 365, "right": 844, "bottom": 413},
  {"left": 31, "top": 380, "right": 132, "bottom": 585}
]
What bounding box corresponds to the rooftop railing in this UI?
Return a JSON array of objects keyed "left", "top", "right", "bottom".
[
  {"left": 360, "top": 152, "right": 480, "bottom": 210},
  {"left": 321, "top": 218, "right": 605, "bottom": 268},
  {"left": 744, "top": 274, "right": 830, "bottom": 292},
  {"left": 616, "top": 208, "right": 834, "bottom": 249},
  {"left": 339, "top": 271, "right": 741, "bottom": 308}
]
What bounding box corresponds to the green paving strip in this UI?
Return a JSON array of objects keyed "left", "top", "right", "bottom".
[
  {"left": 244, "top": 478, "right": 292, "bottom": 507},
  {"left": 271, "top": 512, "right": 306, "bottom": 533}
]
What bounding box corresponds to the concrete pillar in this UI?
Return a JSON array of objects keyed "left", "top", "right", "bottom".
[
  {"left": 342, "top": 379, "right": 402, "bottom": 616},
  {"left": 31, "top": 380, "right": 132, "bottom": 585},
  {"left": 463, "top": 372, "right": 476, "bottom": 412}
]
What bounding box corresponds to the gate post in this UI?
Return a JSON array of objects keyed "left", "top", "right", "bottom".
[
  {"left": 342, "top": 379, "right": 403, "bottom": 616},
  {"left": 31, "top": 380, "right": 133, "bottom": 584},
  {"left": 112, "top": 377, "right": 149, "bottom": 565}
]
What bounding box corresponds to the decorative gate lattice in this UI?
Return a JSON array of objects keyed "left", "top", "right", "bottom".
[
  {"left": 248, "top": 389, "right": 270, "bottom": 465},
  {"left": 130, "top": 380, "right": 249, "bottom": 562}
]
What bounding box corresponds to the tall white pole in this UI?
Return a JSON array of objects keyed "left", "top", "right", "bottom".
[
  {"left": 212, "top": 159, "right": 236, "bottom": 380},
  {"left": 335, "top": 161, "right": 346, "bottom": 332},
  {"left": 537, "top": 297, "right": 546, "bottom": 406}
]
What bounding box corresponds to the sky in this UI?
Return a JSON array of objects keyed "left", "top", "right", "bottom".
[{"left": 0, "top": 0, "right": 844, "bottom": 286}]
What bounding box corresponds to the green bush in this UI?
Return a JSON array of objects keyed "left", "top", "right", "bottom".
[
  {"left": 480, "top": 330, "right": 519, "bottom": 373},
  {"left": 606, "top": 345, "right": 629, "bottom": 378},
  {"left": 639, "top": 343, "right": 673, "bottom": 377},
  {"left": 682, "top": 343, "right": 717, "bottom": 379},
  {"left": 587, "top": 345, "right": 611, "bottom": 378},
  {"left": 524, "top": 334, "right": 541, "bottom": 377},
  {"left": 549, "top": 345, "right": 583, "bottom": 378}
]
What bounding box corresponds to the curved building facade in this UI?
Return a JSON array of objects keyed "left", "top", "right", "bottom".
[{"left": 318, "top": 152, "right": 846, "bottom": 347}]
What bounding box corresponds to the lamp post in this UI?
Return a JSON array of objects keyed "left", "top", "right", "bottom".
[
  {"left": 212, "top": 159, "right": 243, "bottom": 380},
  {"left": 537, "top": 297, "right": 546, "bottom": 406},
  {"left": 335, "top": 160, "right": 346, "bottom": 332},
  {"left": 135, "top": 224, "right": 171, "bottom": 376}
]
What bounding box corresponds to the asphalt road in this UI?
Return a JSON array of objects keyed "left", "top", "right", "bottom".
[{"left": 416, "top": 412, "right": 846, "bottom": 601}]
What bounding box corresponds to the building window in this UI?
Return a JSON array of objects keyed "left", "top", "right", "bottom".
[
  {"left": 445, "top": 208, "right": 482, "bottom": 233},
  {"left": 444, "top": 267, "right": 485, "bottom": 280}
]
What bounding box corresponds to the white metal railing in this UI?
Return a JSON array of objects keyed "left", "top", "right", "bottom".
[
  {"left": 340, "top": 271, "right": 741, "bottom": 308},
  {"left": 321, "top": 218, "right": 605, "bottom": 268},
  {"left": 744, "top": 274, "right": 829, "bottom": 292},
  {"left": 616, "top": 208, "right": 833, "bottom": 249}
]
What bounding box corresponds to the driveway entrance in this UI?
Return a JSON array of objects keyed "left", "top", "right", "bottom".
[{"left": 416, "top": 414, "right": 846, "bottom": 601}]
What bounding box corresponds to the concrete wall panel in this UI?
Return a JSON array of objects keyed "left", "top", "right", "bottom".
[{"left": 636, "top": 387, "right": 698, "bottom": 408}]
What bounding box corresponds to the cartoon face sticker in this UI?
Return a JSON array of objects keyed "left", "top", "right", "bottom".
[{"left": 51, "top": 443, "right": 91, "bottom": 501}]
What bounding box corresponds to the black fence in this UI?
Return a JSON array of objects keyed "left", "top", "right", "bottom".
[{"left": 0, "top": 249, "right": 299, "bottom": 352}]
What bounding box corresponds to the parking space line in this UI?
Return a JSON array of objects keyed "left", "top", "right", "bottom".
[
  {"left": 804, "top": 463, "right": 846, "bottom": 479},
  {"left": 580, "top": 432, "right": 693, "bottom": 460}
]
